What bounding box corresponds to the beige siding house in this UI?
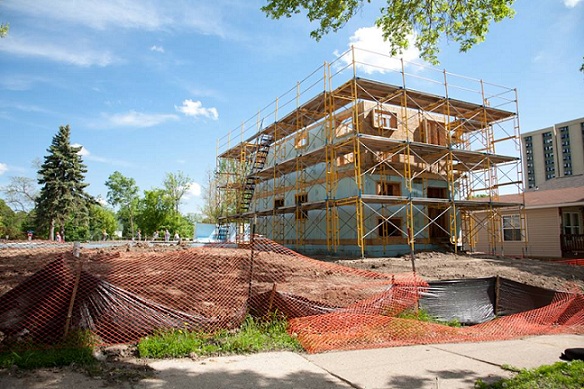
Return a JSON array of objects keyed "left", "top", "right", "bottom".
[{"left": 475, "top": 175, "right": 584, "bottom": 258}]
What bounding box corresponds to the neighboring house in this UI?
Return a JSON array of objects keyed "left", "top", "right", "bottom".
[{"left": 475, "top": 175, "right": 584, "bottom": 258}]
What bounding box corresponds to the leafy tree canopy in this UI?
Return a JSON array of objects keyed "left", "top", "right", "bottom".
[
  {"left": 163, "top": 171, "right": 193, "bottom": 214},
  {"left": 0, "top": 198, "right": 30, "bottom": 239},
  {"left": 105, "top": 171, "right": 139, "bottom": 236},
  {"left": 136, "top": 188, "right": 174, "bottom": 237},
  {"left": 135, "top": 188, "right": 194, "bottom": 240},
  {"left": 88, "top": 204, "right": 118, "bottom": 240},
  {"left": 105, "top": 171, "right": 139, "bottom": 208},
  {"left": 261, "top": 0, "right": 516, "bottom": 64}
]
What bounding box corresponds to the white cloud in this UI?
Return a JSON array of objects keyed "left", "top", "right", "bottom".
[
  {"left": 105, "top": 110, "right": 179, "bottom": 128},
  {"left": 564, "top": 0, "right": 582, "bottom": 7},
  {"left": 335, "top": 26, "right": 421, "bottom": 74},
  {"left": 150, "top": 45, "right": 165, "bottom": 53},
  {"left": 71, "top": 143, "right": 133, "bottom": 167},
  {"left": 5, "top": 0, "right": 232, "bottom": 38},
  {"left": 0, "top": 74, "right": 53, "bottom": 91},
  {"left": 5, "top": 0, "right": 168, "bottom": 31},
  {"left": 71, "top": 143, "right": 90, "bottom": 157},
  {"left": 185, "top": 182, "right": 202, "bottom": 198},
  {"left": 0, "top": 163, "right": 8, "bottom": 175},
  {"left": 0, "top": 36, "right": 117, "bottom": 67},
  {"left": 176, "top": 100, "right": 219, "bottom": 120}
]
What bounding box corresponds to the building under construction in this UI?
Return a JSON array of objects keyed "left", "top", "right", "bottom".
[{"left": 216, "top": 48, "right": 525, "bottom": 257}]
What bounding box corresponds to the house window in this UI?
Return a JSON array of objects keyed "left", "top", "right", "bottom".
[
  {"left": 274, "top": 197, "right": 284, "bottom": 209},
  {"left": 335, "top": 115, "right": 354, "bottom": 137},
  {"left": 502, "top": 215, "right": 522, "bottom": 241},
  {"left": 294, "top": 131, "right": 308, "bottom": 149},
  {"left": 563, "top": 212, "right": 581, "bottom": 235},
  {"left": 378, "top": 218, "right": 402, "bottom": 237},
  {"left": 336, "top": 152, "right": 354, "bottom": 167},
  {"left": 377, "top": 181, "right": 401, "bottom": 196},
  {"left": 427, "top": 187, "right": 448, "bottom": 199},
  {"left": 371, "top": 109, "right": 398, "bottom": 130},
  {"left": 295, "top": 193, "right": 308, "bottom": 220}
]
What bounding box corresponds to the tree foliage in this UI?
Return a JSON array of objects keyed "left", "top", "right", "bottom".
[
  {"left": 0, "top": 199, "right": 17, "bottom": 238},
  {"left": 0, "top": 22, "right": 8, "bottom": 38},
  {"left": 163, "top": 171, "right": 193, "bottom": 214},
  {"left": 261, "top": 0, "right": 516, "bottom": 64},
  {"left": 105, "top": 171, "right": 139, "bottom": 236},
  {"left": 135, "top": 188, "right": 194, "bottom": 240},
  {"left": 34, "top": 125, "right": 93, "bottom": 240},
  {"left": 88, "top": 204, "right": 117, "bottom": 240},
  {"left": 136, "top": 189, "right": 174, "bottom": 237}
]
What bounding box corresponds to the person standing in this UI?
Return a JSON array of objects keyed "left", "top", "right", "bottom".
[
  {"left": 137, "top": 229, "right": 141, "bottom": 241},
  {"left": 56, "top": 231, "right": 62, "bottom": 243},
  {"left": 164, "top": 229, "right": 170, "bottom": 242}
]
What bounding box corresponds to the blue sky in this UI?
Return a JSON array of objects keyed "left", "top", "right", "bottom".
[{"left": 0, "top": 0, "right": 582, "bottom": 214}]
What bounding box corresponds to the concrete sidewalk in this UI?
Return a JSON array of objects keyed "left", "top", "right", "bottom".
[
  {"left": 0, "top": 334, "right": 580, "bottom": 388},
  {"left": 137, "top": 334, "right": 582, "bottom": 389}
]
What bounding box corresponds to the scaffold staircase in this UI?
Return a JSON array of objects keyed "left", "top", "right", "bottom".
[
  {"left": 239, "top": 134, "right": 273, "bottom": 213},
  {"left": 216, "top": 221, "right": 229, "bottom": 241}
]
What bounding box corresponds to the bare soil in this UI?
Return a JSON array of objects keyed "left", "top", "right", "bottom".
[
  {"left": 335, "top": 251, "right": 584, "bottom": 292},
  {"left": 1, "top": 242, "right": 583, "bottom": 387}
]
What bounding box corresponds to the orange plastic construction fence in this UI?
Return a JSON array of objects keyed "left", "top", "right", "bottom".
[{"left": 0, "top": 237, "right": 582, "bottom": 354}]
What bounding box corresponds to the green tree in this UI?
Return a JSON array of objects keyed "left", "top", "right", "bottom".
[
  {"left": 0, "top": 199, "right": 28, "bottom": 239},
  {"left": 88, "top": 204, "right": 118, "bottom": 241},
  {"left": 135, "top": 188, "right": 194, "bottom": 240},
  {"left": 34, "top": 125, "right": 93, "bottom": 240},
  {"left": 163, "top": 171, "right": 193, "bottom": 214},
  {"left": 136, "top": 188, "right": 174, "bottom": 237},
  {"left": 0, "top": 199, "right": 14, "bottom": 238},
  {"left": 105, "top": 171, "right": 139, "bottom": 237},
  {"left": 261, "top": 0, "right": 515, "bottom": 64},
  {"left": 166, "top": 212, "right": 195, "bottom": 241}
]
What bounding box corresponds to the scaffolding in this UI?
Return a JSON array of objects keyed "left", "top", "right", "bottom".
[{"left": 215, "top": 47, "right": 525, "bottom": 257}]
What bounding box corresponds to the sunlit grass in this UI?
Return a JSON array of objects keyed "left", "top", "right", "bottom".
[
  {"left": 396, "top": 308, "right": 462, "bottom": 327},
  {"left": 0, "top": 330, "right": 97, "bottom": 369},
  {"left": 137, "top": 313, "right": 302, "bottom": 359},
  {"left": 475, "top": 360, "right": 584, "bottom": 388}
]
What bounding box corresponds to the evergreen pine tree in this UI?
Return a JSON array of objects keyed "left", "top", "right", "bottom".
[{"left": 35, "top": 125, "right": 93, "bottom": 240}]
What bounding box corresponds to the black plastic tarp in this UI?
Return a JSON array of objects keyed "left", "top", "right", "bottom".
[
  {"left": 419, "top": 277, "right": 496, "bottom": 325},
  {"left": 419, "top": 277, "right": 560, "bottom": 325},
  {"left": 496, "top": 278, "right": 557, "bottom": 316}
]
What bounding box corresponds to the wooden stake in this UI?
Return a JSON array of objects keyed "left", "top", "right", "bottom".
[{"left": 267, "top": 282, "right": 278, "bottom": 314}]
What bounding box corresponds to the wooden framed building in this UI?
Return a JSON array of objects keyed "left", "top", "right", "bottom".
[{"left": 216, "top": 48, "right": 525, "bottom": 257}]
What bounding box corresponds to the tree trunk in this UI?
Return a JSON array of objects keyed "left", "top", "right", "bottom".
[
  {"left": 129, "top": 209, "right": 135, "bottom": 238},
  {"left": 49, "top": 219, "right": 55, "bottom": 241}
]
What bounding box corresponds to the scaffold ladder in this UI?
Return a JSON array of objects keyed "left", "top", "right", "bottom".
[{"left": 238, "top": 134, "right": 273, "bottom": 213}]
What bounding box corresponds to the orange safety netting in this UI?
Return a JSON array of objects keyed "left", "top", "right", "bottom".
[{"left": 0, "top": 237, "right": 582, "bottom": 353}]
